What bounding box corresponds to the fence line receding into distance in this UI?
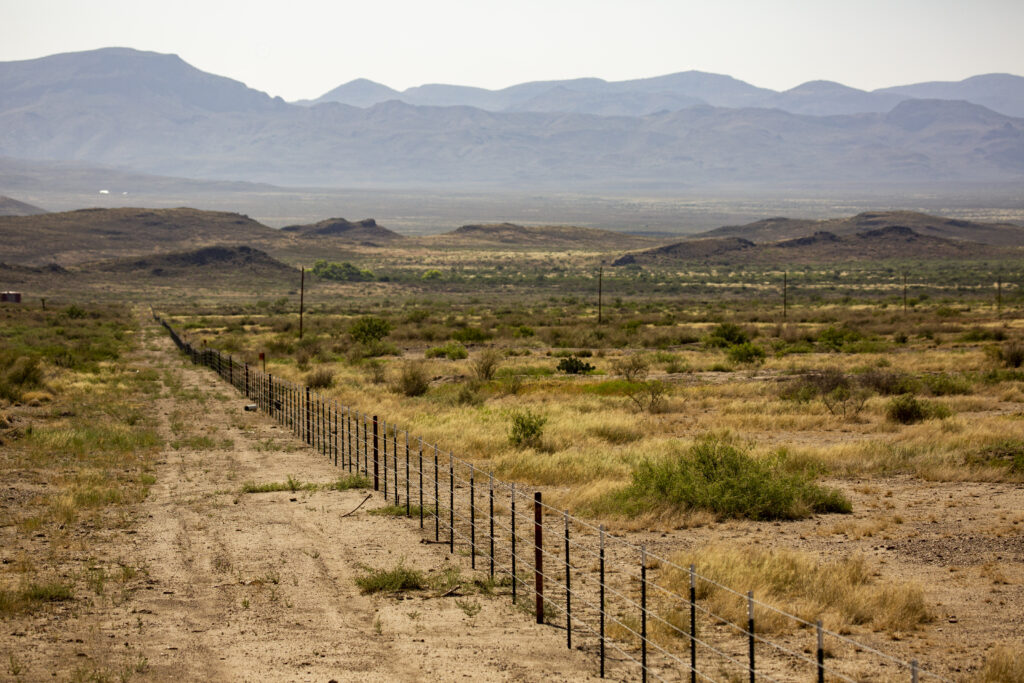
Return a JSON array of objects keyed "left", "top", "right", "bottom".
[{"left": 158, "top": 316, "right": 951, "bottom": 683}]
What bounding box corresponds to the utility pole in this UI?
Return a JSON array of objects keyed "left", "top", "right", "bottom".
[
  {"left": 783, "top": 271, "right": 788, "bottom": 321},
  {"left": 903, "top": 272, "right": 908, "bottom": 314},
  {"left": 299, "top": 267, "right": 305, "bottom": 340},
  {"left": 997, "top": 272, "right": 1003, "bottom": 317},
  {"left": 597, "top": 265, "right": 603, "bottom": 324}
]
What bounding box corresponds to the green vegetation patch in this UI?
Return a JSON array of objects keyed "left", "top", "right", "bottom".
[
  {"left": 354, "top": 560, "right": 426, "bottom": 594},
  {"left": 593, "top": 437, "right": 851, "bottom": 521}
]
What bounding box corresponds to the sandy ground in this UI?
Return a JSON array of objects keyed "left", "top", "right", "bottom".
[
  {"left": 4, "top": 317, "right": 1022, "bottom": 682},
  {"left": 1, "top": 320, "right": 600, "bottom": 682}
]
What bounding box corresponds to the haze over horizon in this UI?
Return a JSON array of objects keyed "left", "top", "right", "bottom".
[{"left": 2, "top": 0, "right": 1022, "bottom": 102}]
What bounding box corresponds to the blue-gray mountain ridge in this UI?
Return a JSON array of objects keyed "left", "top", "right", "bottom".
[{"left": 1, "top": 48, "right": 1022, "bottom": 189}]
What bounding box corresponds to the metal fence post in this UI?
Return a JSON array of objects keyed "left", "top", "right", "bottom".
[
  {"left": 816, "top": 620, "right": 824, "bottom": 683},
  {"left": 511, "top": 483, "right": 517, "bottom": 605},
  {"left": 372, "top": 416, "right": 379, "bottom": 491},
  {"left": 564, "top": 510, "right": 571, "bottom": 650},
  {"left": 382, "top": 419, "right": 388, "bottom": 498},
  {"left": 489, "top": 473, "right": 494, "bottom": 580},
  {"left": 448, "top": 453, "right": 454, "bottom": 554},
  {"left": 405, "top": 431, "right": 410, "bottom": 516},
  {"left": 433, "top": 446, "right": 439, "bottom": 542},
  {"left": 470, "top": 465, "right": 476, "bottom": 570},
  {"left": 641, "top": 546, "right": 648, "bottom": 683},
  {"left": 534, "top": 491, "right": 543, "bottom": 625},
  {"left": 305, "top": 387, "right": 311, "bottom": 445},
  {"left": 748, "top": 591, "right": 755, "bottom": 683},
  {"left": 690, "top": 565, "right": 697, "bottom": 683},
  {"left": 418, "top": 439, "right": 424, "bottom": 528},
  {"left": 600, "top": 526, "right": 606, "bottom": 679}
]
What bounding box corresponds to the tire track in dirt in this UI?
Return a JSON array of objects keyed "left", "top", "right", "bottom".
[{"left": 126, "top": 317, "right": 600, "bottom": 682}]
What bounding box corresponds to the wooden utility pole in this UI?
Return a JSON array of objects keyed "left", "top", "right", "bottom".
[
  {"left": 903, "top": 272, "right": 908, "bottom": 314},
  {"left": 299, "top": 267, "right": 305, "bottom": 340},
  {"left": 783, "top": 271, "right": 788, "bottom": 320},
  {"left": 997, "top": 272, "right": 1003, "bottom": 316}
]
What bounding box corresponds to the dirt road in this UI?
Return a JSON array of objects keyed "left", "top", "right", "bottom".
[{"left": 5, "top": 319, "right": 598, "bottom": 682}]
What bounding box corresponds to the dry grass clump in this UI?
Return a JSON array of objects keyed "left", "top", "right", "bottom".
[
  {"left": 973, "top": 644, "right": 1024, "bottom": 683},
  {"left": 305, "top": 367, "right": 334, "bottom": 389},
  {"left": 393, "top": 360, "right": 430, "bottom": 397},
  {"left": 470, "top": 348, "right": 503, "bottom": 381},
  {"left": 665, "top": 545, "right": 932, "bottom": 635}
]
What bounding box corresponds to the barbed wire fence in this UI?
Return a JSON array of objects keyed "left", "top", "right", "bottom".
[{"left": 159, "top": 315, "right": 953, "bottom": 682}]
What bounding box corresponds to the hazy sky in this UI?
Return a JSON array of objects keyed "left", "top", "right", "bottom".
[{"left": 2, "top": 0, "right": 1022, "bottom": 101}]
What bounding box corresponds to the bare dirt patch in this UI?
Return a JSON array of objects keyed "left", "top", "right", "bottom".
[{"left": 1, "top": 319, "right": 597, "bottom": 682}]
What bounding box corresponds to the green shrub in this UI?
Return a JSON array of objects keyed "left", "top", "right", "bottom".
[
  {"left": 703, "top": 323, "right": 749, "bottom": 348},
  {"left": 349, "top": 316, "right": 392, "bottom": 345},
  {"left": 312, "top": 260, "right": 375, "bottom": 282},
  {"left": 394, "top": 361, "right": 430, "bottom": 397},
  {"left": 425, "top": 342, "right": 468, "bottom": 360},
  {"left": 594, "top": 437, "right": 850, "bottom": 521},
  {"left": 921, "top": 373, "right": 972, "bottom": 396},
  {"left": 509, "top": 409, "right": 546, "bottom": 449},
  {"left": 726, "top": 342, "right": 766, "bottom": 365},
  {"left": 857, "top": 368, "right": 918, "bottom": 395},
  {"left": 816, "top": 325, "right": 862, "bottom": 351},
  {"left": 996, "top": 341, "right": 1024, "bottom": 368},
  {"left": 452, "top": 327, "right": 490, "bottom": 343},
  {"left": 959, "top": 327, "right": 1006, "bottom": 342},
  {"left": 557, "top": 356, "right": 594, "bottom": 374},
  {"left": 886, "top": 395, "right": 950, "bottom": 424}
]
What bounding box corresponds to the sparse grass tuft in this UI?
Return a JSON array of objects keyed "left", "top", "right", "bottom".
[
  {"left": 240, "top": 475, "right": 316, "bottom": 493},
  {"left": 369, "top": 503, "right": 436, "bottom": 517},
  {"left": 354, "top": 560, "right": 426, "bottom": 594},
  {"left": 332, "top": 474, "right": 373, "bottom": 490}
]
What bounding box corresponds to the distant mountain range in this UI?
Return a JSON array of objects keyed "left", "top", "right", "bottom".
[
  {"left": 308, "top": 72, "right": 1024, "bottom": 119},
  {"left": 1, "top": 48, "right": 1023, "bottom": 190}
]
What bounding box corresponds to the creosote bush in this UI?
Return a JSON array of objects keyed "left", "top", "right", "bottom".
[
  {"left": 394, "top": 361, "right": 430, "bottom": 397},
  {"left": 470, "top": 348, "right": 503, "bottom": 381},
  {"left": 726, "top": 341, "right": 765, "bottom": 365},
  {"left": 556, "top": 355, "right": 594, "bottom": 374},
  {"left": 886, "top": 394, "right": 950, "bottom": 424},
  {"left": 994, "top": 340, "right": 1024, "bottom": 368},
  {"left": 425, "top": 341, "right": 468, "bottom": 360},
  {"left": 611, "top": 354, "right": 650, "bottom": 381},
  {"left": 305, "top": 367, "right": 334, "bottom": 389},
  {"left": 593, "top": 437, "right": 851, "bottom": 521},
  {"left": 349, "top": 316, "right": 392, "bottom": 345},
  {"left": 508, "top": 409, "right": 546, "bottom": 449},
  {"left": 703, "top": 322, "right": 750, "bottom": 348}
]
